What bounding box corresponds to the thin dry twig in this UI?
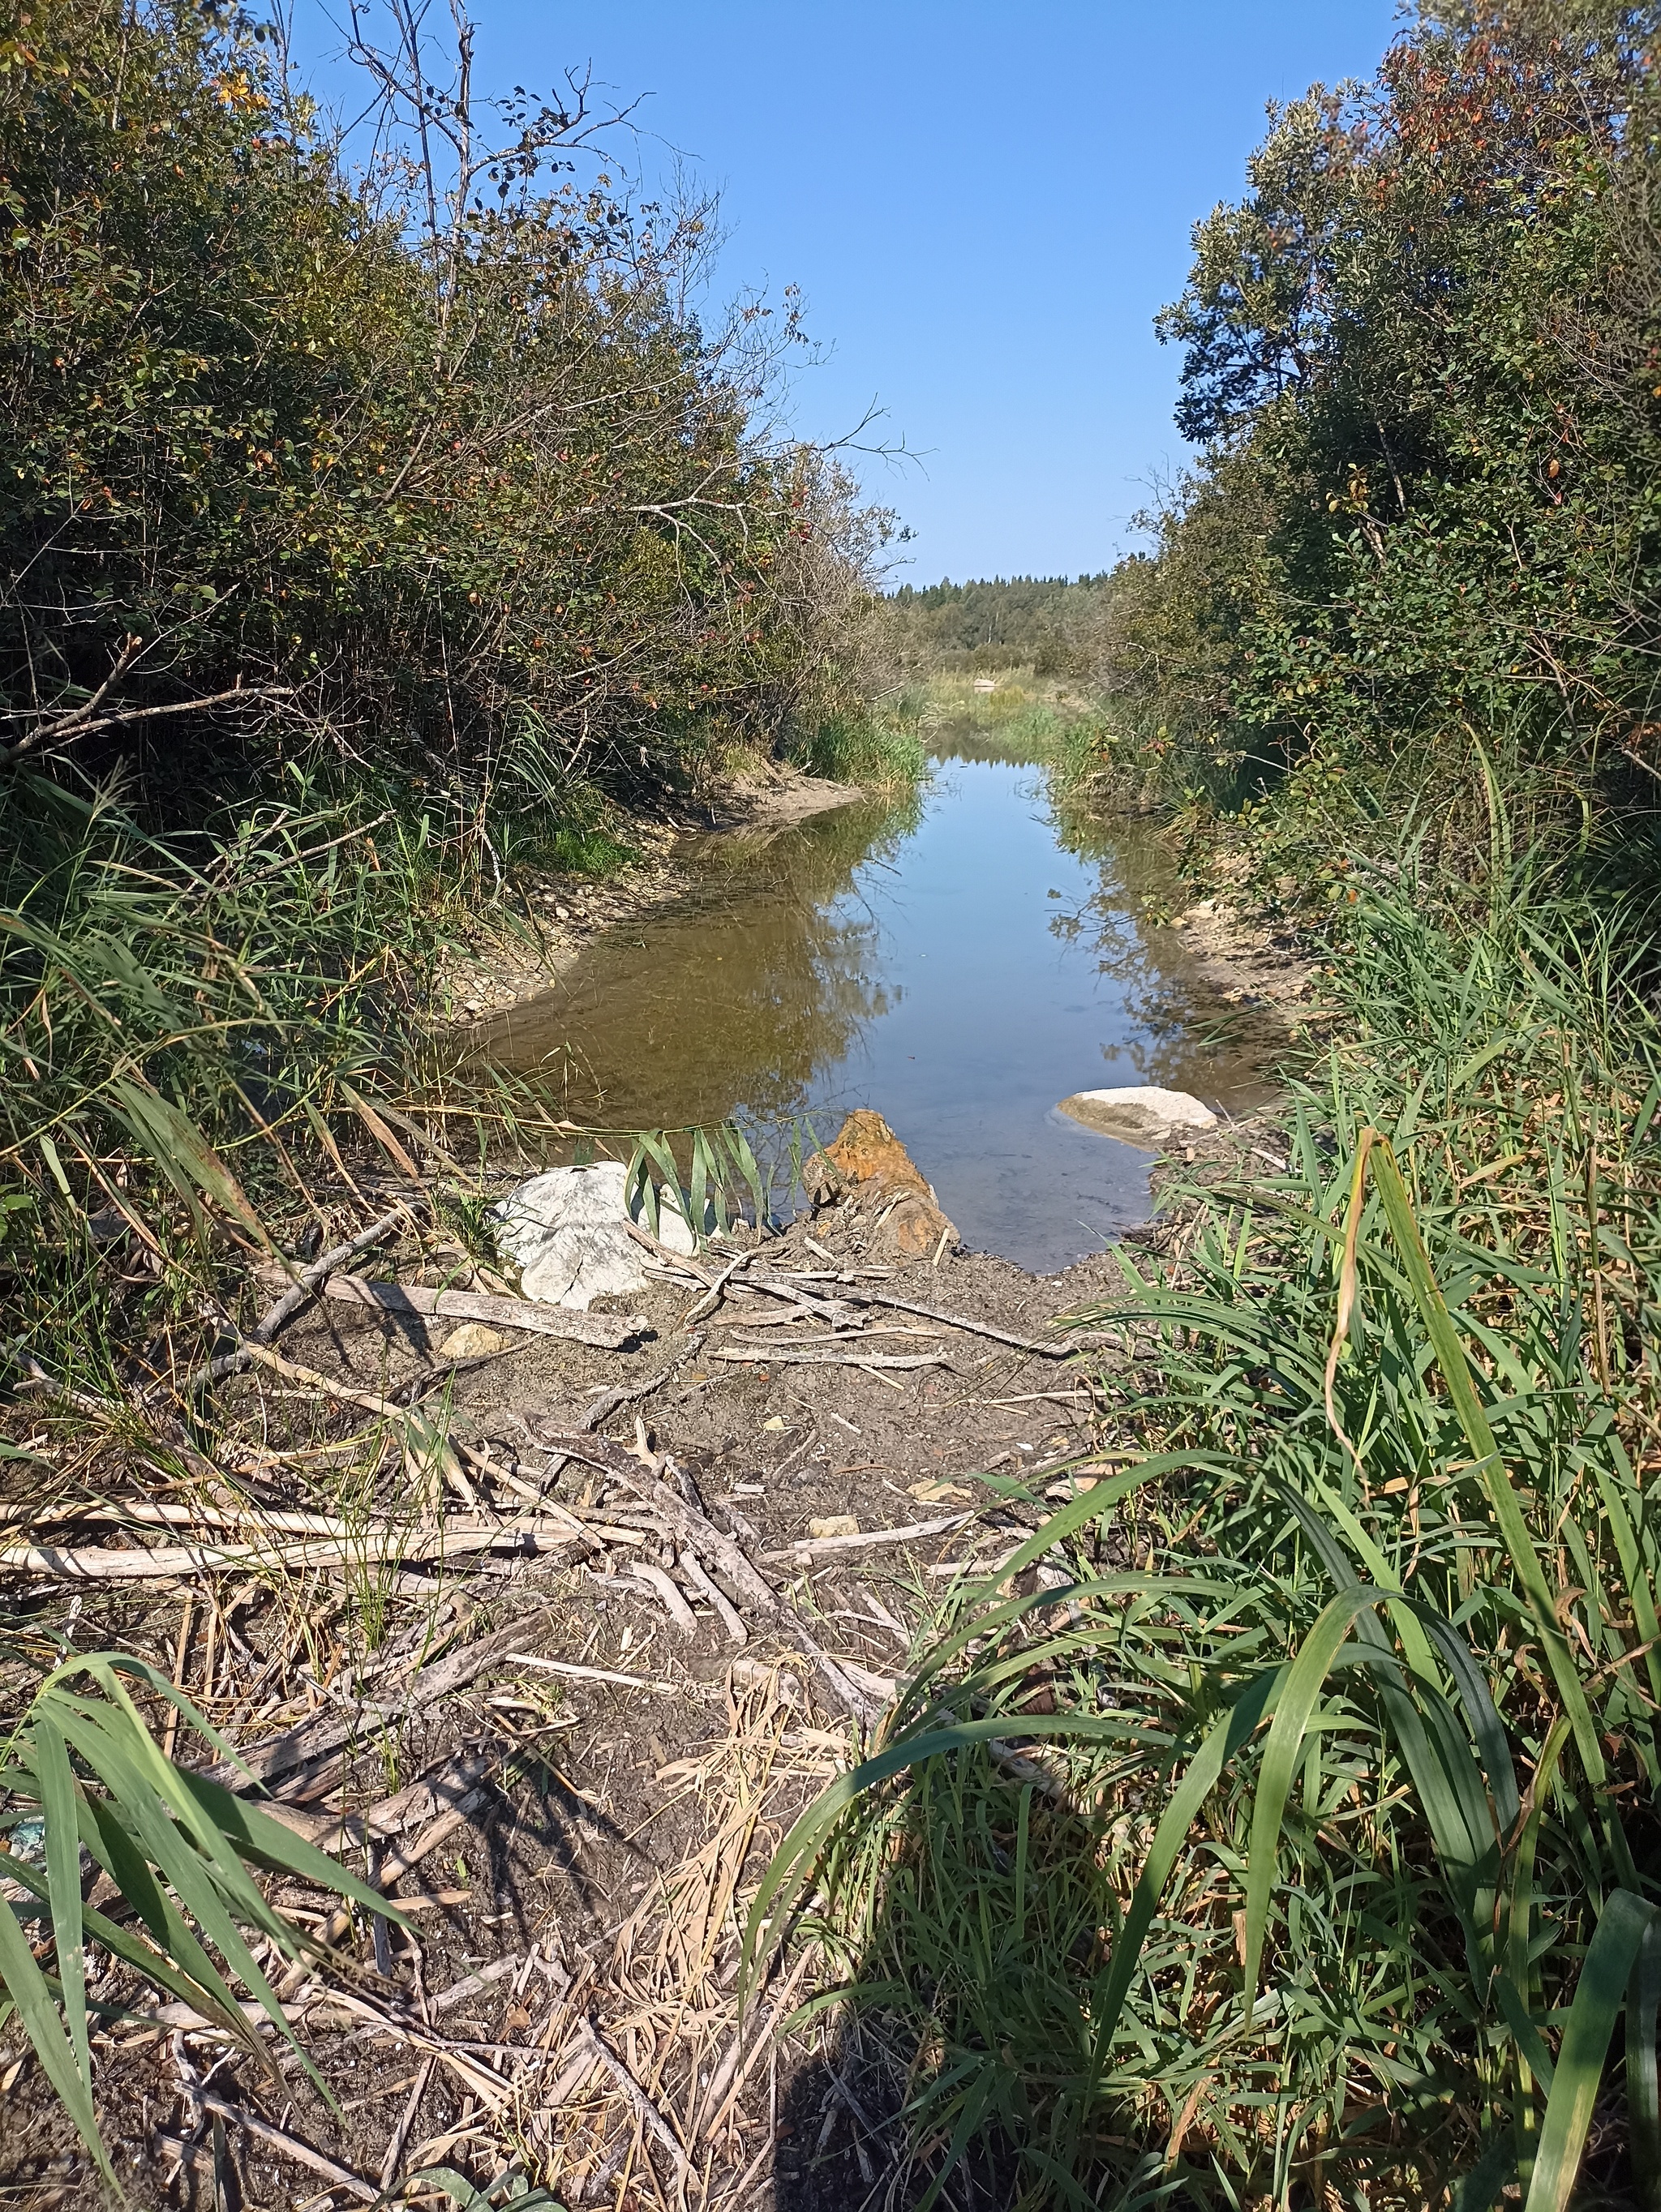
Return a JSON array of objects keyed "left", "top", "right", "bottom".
[
  {"left": 575, "top": 2017, "right": 693, "bottom": 2188},
  {"left": 710, "top": 1348, "right": 950, "bottom": 1370},
  {"left": 764, "top": 1511, "right": 975, "bottom": 1564},
  {"left": 196, "top": 2092, "right": 378, "bottom": 2202},
  {"left": 184, "top": 1207, "right": 411, "bottom": 1391}
]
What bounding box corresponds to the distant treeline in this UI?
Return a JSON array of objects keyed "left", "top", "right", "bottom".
[{"left": 875, "top": 572, "right": 1126, "bottom": 678}]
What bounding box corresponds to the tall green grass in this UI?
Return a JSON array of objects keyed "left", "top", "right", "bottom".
[
  {"left": 0, "top": 768, "right": 467, "bottom": 1399},
  {"left": 0, "top": 1654, "right": 404, "bottom": 2177},
  {"left": 903, "top": 669, "right": 1104, "bottom": 765},
  {"left": 788, "top": 709, "right": 928, "bottom": 791},
  {"left": 753, "top": 853, "right": 1661, "bottom": 2210}
]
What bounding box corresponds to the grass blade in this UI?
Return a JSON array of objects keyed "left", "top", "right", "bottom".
[
  {"left": 1243, "top": 1588, "right": 1382, "bottom": 2017},
  {"left": 1522, "top": 1889, "right": 1658, "bottom": 2212}
]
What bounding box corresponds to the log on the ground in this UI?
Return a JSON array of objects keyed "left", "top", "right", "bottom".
[{"left": 323, "top": 1275, "right": 647, "bottom": 1348}]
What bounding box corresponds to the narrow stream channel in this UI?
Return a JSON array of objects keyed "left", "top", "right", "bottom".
[{"left": 482, "top": 746, "right": 1281, "bottom": 1273}]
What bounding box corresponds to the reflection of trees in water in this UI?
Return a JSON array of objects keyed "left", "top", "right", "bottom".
[
  {"left": 492, "top": 795, "right": 918, "bottom": 1134},
  {"left": 927, "top": 727, "right": 1052, "bottom": 768},
  {"left": 1048, "top": 804, "right": 1281, "bottom": 1096}
]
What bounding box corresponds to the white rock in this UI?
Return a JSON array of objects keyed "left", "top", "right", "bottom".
[
  {"left": 489, "top": 1160, "right": 697, "bottom": 1310},
  {"left": 1056, "top": 1086, "right": 1218, "bottom": 1151}
]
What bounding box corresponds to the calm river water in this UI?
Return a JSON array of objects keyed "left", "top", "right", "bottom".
[{"left": 481, "top": 748, "right": 1280, "bottom": 1273}]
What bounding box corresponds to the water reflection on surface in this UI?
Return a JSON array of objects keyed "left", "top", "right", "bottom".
[{"left": 479, "top": 748, "right": 1281, "bottom": 1272}]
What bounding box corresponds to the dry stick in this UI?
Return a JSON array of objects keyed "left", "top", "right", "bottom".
[
  {"left": 236, "top": 1342, "right": 420, "bottom": 1422},
  {"left": 706, "top": 1307, "right": 818, "bottom": 1330},
  {"left": 632, "top": 1561, "right": 698, "bottom": 1633},
  {"left": 542, "top": 2043, "right": 603, "bottom": 2108},
  {"left": 701, "top": 1256, "right": 1071, "bottom": 1359},
  {"left": 380, "top": 2055, "right": 436, "bottom": 2190},
  {"left": 697, "top": 1948, "right": 817, "bottom": 2142},
  {"left": 187, "top": 1207, "right": 410, "bottom": 1391},
  {"left": 984, "top": 1390, "right": 1095, "bottom": 1407},
  {"left": 324, "top": 1276, "right": 646, "bottom": 1350},
  {"left": 531, "top": 1331, "right": 708, "bottom": 1490},
  {"left": 764, "top": 1511, "right": 974, "bottom": 1565},
  {"left": 719, "top": 1323, "right": 941, "bottom": 1344},
  {"left": 0, "top": 1515, "right": 594, "bottom": 1582},
  {"left": 710, "top": 1348, "right": 949, "bottom": 1370},
  {"left": 195, "top": 1615, "right": 550, "bottom": 1790},
  {"left": 584, "top": 1331, "right": 707, "bottom": 1430},
  {"left": 195, "top": 2094, "right": 378, "bottom": 2204},
  {"left": 620, "top": 1223, "right": 848, "bottom": 1324},
  {"left": 375, "top": 1794, "right": 489, "bottom": 1890},
  {"left": 682, "top": 1245, "right": 758, "bottom": 1328},
  {"left": 775, "top": 1277, "right": 1075, "bottom": 1360},
  {"left": 241, "top": 810, "right": 395, "bottom": 887},
  {"left": 28, "top": 1497, "right": 361, "bottom": 1539},
  {"left": 430, "top": 1953, "right": 529, "bottom": 2015},
  {"left": 717, "top": 1275, "right": 849, "bottom": 1325},
  {"left": 679, "top": 1549, "right": 746, "bottom": 1646},
  {"left": 288, "top": 1985, "right": 511, "bottom": 2106},
  {"left": 539, "top": 1433, "right": 876, "bottom": 1723},
  {"left": 576, "top": 2019, "right": 692, "bottom": 2188},
  {"left": 0, "top": 679, "right": 297, "bottom": 768},
  {"left": 509, "top": 1655, "right": 677, "bottom": 1693},
  {"left": 0, "top": 1538, "right": 397, "bottom": 1580}
]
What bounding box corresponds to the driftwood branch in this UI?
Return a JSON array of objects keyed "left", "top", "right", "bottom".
[
  {"left": 537, "top": 1430, "right": 880, "bottom": 1723},
  {"left": 183, "top": 1207, "right": 410, "bottom": 1393},
  {"left": 0, "top": 1513, "right": 586, "bottom": 1581},
  {"left": 804, "top": 1282, "right": 1074, "bottom": 1359},
  {"left": 764, "top": 1511, "right": 975, "bottom": 1565},
  {"left": 650, "top": 1235, "right": 1072, "bottom": 1359},
  {"left": 710, "top": 1347, "right": 950, "bottom": 1370},
  {"left": 324, "top": 1275, "right": 646, "bottom": 1348}
]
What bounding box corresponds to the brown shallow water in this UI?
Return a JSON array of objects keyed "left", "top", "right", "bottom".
[{"left": 477, "top": 748, "right": 1282, "bottom": 1271}]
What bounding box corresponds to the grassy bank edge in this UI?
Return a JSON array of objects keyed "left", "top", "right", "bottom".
[{"left": 758, "top": 814, "right": 1661, "bottom": 2210}]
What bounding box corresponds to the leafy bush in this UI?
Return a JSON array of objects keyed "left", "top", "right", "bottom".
[
  {"left": 0, "top": 0, "right": 879, "bottom": 823},
  {"left": 1073, "top": 2, "right": 1661, "bottom": 898}
]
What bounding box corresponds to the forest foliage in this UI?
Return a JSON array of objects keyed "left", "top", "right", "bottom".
[
  {"left": 875, "top": 572, "right": 1120, "bottom": 677},
  {"left": 1085, "top": 0, "right": 1661, "bottom": 891},
  {"left": 0, "top": 0, "right": 880, "bottom": 842}
]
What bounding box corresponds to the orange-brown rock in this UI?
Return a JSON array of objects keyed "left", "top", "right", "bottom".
[{"left": 804, "top": 1109, "right": 957, "bottom": 1262}]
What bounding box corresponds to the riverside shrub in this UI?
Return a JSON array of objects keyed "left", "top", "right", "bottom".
[{"left": 0, "top": 0, "right": 876, "bottom": 830}]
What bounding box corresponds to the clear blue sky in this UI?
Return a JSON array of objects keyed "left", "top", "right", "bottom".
[{"left": 303, "top": 2, "right": 1398, "bottom": 582}]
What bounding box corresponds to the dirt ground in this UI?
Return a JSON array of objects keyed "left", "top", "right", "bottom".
[
  {"left": 0, "top": 775, "right": 1307, "bottom": 2210},
  {"left": 0, "top": 1140, "right": 1243, "bottom": 2212}
]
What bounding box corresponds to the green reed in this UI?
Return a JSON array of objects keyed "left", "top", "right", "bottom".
[{"left": 752, "top": 855, "right": 1661, "bottom": 2210}]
